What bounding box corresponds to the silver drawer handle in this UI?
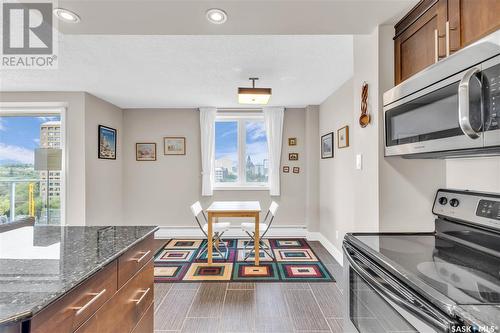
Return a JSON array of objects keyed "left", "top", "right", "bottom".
[
  {"left": 132, "top": 288, "right": 151, "bottom": 305},
  {"left": 135, "top": 250, "right": 151, "bottom": 263},
  {"left": 73, "top": 289, "right": 106, "bottom": 315}
]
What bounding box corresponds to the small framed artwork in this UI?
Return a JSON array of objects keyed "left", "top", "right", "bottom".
[
  {"left": 338, "top": 125, "right": 349, "bottom": 148},
  {"left": 136, "top": 143, "right": 157, "bottom": 161},
  {"left": 288, "top": 137, "right": 297, "bottom": 146},
  {"left": 164, "top": 137, "right": 186, "bottom": 155},
  {"left": 98, "top": 125, "right": 117, "bottom": 160},
  {"left": 289, "top": 153, "right": 299, "bottom": 161},
  {"left": 293, "top": 167, "right": 300, "bottom": 174},
  {"left": 321, "top": 132, "right": 334, "bottom": 159},
  {"left": 283, "top": 166, "right": 290, "bottom": 173}
]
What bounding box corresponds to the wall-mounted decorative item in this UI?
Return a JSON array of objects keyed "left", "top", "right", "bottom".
[
  {"left": 289, "top": 153, "right": 299, "bottom": 161},
  {"left": 293, "top": 167, "right": 300, "bottom": 174},
  {"left": 337, "top": 125, "right": 349, "bottom": 148},
  {"left": 359, "top": 82, "right": 370, "bottom": 128},
  {"left": 321, "top": 132, "right": 334, "bottom": 159},
  {"left": 136, "top": 143, "right": 157, "bottom": 161},
  {"left": 283, "top": 166, "right": 290, "bottom": 173},
  {"left": 288, "top": 137, "right": 297, "bottom": 146},
  {"left": 164, "top": 137, "right": 186, "bottom": 155},
  {"left": 98, "top": 125, "right": 117, "bottom": 160}
]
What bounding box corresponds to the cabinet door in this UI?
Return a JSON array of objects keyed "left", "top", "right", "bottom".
[
  {"left": 448, "top": 0, "right": 500, "bottom": 50},
  {"left": 394, "top": 0, "right": 447, "bottom": 84}
]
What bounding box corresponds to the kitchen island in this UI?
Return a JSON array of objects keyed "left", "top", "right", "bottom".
[{"left": 0, "top": 225, "right": 158, "bottom": 333}]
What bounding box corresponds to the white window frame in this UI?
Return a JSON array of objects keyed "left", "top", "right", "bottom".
[{"left": 213, "top": 112, "right": 269, "bottom": 191}]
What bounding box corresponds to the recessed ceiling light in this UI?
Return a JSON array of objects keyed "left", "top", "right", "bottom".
[
  {"left": 53, "top": 8, "right": 81, "bottom": 23},
  {"left": 206, "top": 8, "right": 227, "bottom": 24}
]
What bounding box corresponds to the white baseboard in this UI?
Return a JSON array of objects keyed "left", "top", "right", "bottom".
[
  {"left": 155, "top": 225, "right": 307, "bottom": 239},
  {"left": 306, "top": 231, "right": 344, "bottom": 266},
  {"left": 155, "top": 226, "right": 343, "bottom": 266}
]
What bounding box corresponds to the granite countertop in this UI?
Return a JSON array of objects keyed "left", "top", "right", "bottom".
[{"left": 0, "top": 225, "right": 158, "bottom": 325}]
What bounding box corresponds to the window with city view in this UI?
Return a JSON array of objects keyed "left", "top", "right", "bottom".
[
  {"left": 0, "top": 114, "right": 63, "bottom": 225},
  {"left": 214, "top": 116, "right": 269, "bottom": 187}
]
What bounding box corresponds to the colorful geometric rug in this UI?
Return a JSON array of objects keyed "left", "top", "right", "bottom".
[{"left": 154, "top": 238, "right": 334, "bottom": 282}]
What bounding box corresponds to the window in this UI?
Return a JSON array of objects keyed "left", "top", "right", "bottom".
[
  {"left": 214, "top": 114, "right": 269, "bottom": 189},
  {"left": 0, "top": 112, "right": 64, "bottom": 225}
]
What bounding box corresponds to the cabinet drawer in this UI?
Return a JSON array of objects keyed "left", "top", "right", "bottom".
[
  {"left": 76, "top": 260, "right": 154, "bottom": 333},
  {"left": 131, "top": 303, "right": 154, "bottom": 333},
  {"left": 31, "top": 261, "right": 117, "bottom": 333},
  {"left": 118, "top": 235, "right": 155, "bottom": 288}
]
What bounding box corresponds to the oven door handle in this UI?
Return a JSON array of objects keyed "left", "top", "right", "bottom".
[
  {"left": 458, "top": 67, "right": 481, "bottom": 139},
  {"left": 343, "top": 244, "right": 455, "bottom": 332}
]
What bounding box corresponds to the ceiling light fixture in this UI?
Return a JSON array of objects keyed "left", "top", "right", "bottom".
[
  {"left": 238, "top": 78, "right": 272, "bottom": 105},
  {"left": 53, "top": 8, "right": 81, "bottom": 23},
  {"left": 206, "top": 8, "right": 227, "bottom": 24}
]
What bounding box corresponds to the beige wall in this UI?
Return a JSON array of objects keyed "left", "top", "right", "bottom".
[
  {"left": 319, "top": 78, "right": 355, "bottom": 250},
  {"left": 318, "top": 26, "right": 446, "bottom": 262},
  {"left": 122, "top": 107, "right": 311, "bottom": 227},
  {"left": 446, "top": 158, "right": 500, "bottom": 192},
  {"left": 84, "top": 93, "right": 124, "bottom": 226},
  {"left": 305, "top": 105, "right": 320, "bottom": 232},
  {"left": 377, "top": 25, "right": 446, "bottom": 232},
  {"left": 0, "top": 92, "right": 124, "bottom": 225}
]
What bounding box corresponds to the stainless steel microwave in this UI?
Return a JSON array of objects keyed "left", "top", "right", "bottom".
[{"left": 383, "top": 30, "right": 500, "bottom": 158}]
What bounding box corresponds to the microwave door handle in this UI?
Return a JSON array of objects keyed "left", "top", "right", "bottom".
[
  {"left": 343, "top": 245, "right": 454, "bottom": 332},
  {"left": 458, "top": 67, "right": 481, "bottom": 139}
]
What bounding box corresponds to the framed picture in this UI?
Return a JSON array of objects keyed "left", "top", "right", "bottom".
[
  {"left": 283, "top": 166, "right": 290, "bottom": 173},
  {"left": 288, "top": 137, "right": 297, "bottom": 146},
  {"left": 164, "top": 137, "right": 186, "bottom": 155},
  {"left": 289, "top": 153, "right": 299, "bottom": 161},
  {"left": 98, "top": 125, "right": 117, "bottom": 160},
  {"left": 136, "top": 143, "right": 156, "bottom": 161},
  {"left": 293, "top": 167, "right": 300, "bottom": 174},
  {"left": 338, "top": 125, "right": 349, "bottom": 148},
  {"left": 321, "top": 132, "right": 334, "bottom": 159}
]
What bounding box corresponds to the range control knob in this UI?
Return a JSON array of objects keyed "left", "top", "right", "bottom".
[
  {"left": 438, "top": 197, "right": 448, "bottom": 205},
  {"left": 450, "top": 199, "right": 460, "bottom": 207}
]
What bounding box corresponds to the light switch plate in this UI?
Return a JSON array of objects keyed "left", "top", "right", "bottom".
[{"left": 356, "top": 154, "right": 363, "bottom": 170}]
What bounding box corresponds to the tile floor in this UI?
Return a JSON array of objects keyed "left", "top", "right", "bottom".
[{"left": 152, "top": 240, "right": 344, "bottom": 333}]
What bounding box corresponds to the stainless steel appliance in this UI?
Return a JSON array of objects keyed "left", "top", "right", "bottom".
[
  {"left": 384, "top": 30, "right": 500, "bottom": 158},
  {"left": 344, "top": 189, "right": 500, "bottom": 332}
]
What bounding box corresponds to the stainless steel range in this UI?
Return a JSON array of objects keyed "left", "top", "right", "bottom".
[{"left": 343, "top": 189, "right": 500, "bottom": 333}]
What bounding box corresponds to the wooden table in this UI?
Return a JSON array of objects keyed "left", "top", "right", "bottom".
[{"left": 206, "top": 201, "right": 262, "bottom": 265}]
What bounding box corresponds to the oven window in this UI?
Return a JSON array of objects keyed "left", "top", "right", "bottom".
[
  {"left": 350, "top": 268, "right": 417, "bottom": 332},
  {"left": 385, "top": 79, "right": 482, "bottom": 146}
]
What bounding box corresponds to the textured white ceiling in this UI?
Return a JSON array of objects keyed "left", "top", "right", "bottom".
[
  {"left": 0, "top": 35, "right": 354, "bottom": 108},
  {"left": 56, "top": 0, "right": 418, "bottom": 35}
]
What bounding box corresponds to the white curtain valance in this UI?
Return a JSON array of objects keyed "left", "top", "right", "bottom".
[
  {"left": 263, "top": 107, "right": 284, "bottom": 196},
  {"left": 199, "top": 107, "right": 217, "bottom": 196}
]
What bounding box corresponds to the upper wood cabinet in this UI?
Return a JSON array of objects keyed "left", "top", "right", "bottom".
[{"left": 394, "top": 0, "right": 500, "bottom": 85}]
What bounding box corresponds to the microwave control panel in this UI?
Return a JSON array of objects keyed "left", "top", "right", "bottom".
[
  {"left": 484, "top": 63, "right": 500, "bottom": 131},
  {"left": 476, "top": 199, "right": 500, "bottom": 221}
]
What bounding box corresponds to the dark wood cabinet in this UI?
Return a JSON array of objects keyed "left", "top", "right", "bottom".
[
  {"left": 394, "top": 0, "right": 500, "bottom": 84},
  {"left": 448, "top": 0, "right": 500, "bottom": 49},
  {"left": 29, "top": 235, "right": 155, "bottom": 333}
]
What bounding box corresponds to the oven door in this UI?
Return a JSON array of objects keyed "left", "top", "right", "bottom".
[
  {"left": 384, "top": 66, "right": 484, "bottom": 157},
  {"left": 343, "top": 243, "right": 457, "bottom": 333}
]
